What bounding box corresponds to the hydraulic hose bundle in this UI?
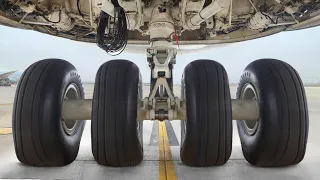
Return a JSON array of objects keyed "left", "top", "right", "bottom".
[{"left": 96, "top": 1, "right": 128, "bottom": 56}]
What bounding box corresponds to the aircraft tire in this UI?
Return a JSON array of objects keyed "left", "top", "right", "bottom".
[
  {"left": 236, "top": 59, "right": 309, "bottom": 167},
  {"left": 180, "top": 60, "right": 232, "bottom": 166},
  {"left": 91, "top": 60, "right": 143, "bottom": 167},
  {"left": 12, "top": 59, "right": 86, "bottom": 166}
]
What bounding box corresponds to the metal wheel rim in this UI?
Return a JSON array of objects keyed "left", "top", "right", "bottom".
[
  {"left": 181, "top": 118, "right": 186, "bottom": 145},
  {"left": 137, "top": 80, "right": 143, "bottom": 146},
  {"left": 240, "top": 83, "right": 259, "bottom": 135},
  {"left": 61, "top": 83, "right": 81, "bottom": 136},
  {"left": 181, "top": 81, "right": 186, "bottom": 147}
]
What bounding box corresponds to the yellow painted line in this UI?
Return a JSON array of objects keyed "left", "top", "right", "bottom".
[
  {"left": 159, "top": 121, "right": 177, "bottom": 180},
  {"left": 159, "top": 123, "right": 166, "bottom": 180},
  {"left": 0, "top": 103, "right": 13, "bottom": 106},
  {"left": 0, "top": 128, "right": 12, "bottom": 134}
]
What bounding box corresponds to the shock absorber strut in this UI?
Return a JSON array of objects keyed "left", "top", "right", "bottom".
[{"left": 144, "top": 5, "right": 179, "bottom": 121}]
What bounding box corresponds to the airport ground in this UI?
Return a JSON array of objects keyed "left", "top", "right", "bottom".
[{"left": 0, "top": 84, "right": 320, "bottom": 179}]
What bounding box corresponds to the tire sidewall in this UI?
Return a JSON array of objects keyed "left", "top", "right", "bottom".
[
  {"left": 126, "top": 63, "right": 143, "bottom": 153},
  {"left": 41, "top": 60, "right": 85, "bottom": 161},
  {"left": 180, "top": 64, "right": 197, "bottom": 156},
  {"left": 180, "top": 73, "right": 186, "bottom": 148},
  {"left": 236, "top": 62, "right": 283, "bottom": 164},
  {"left": 138, "top": 73, "right": 143, "bottom": 149}
]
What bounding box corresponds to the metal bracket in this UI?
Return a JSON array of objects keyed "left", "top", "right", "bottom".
[
  {"left": 148, "top": 77, "right": 175, "bottom": 104},
  {"left": 149, "top": 49, "right": 176, "bottom": 78}
]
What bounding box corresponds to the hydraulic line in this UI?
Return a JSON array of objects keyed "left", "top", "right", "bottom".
[{"left": 96, "top": 0, "right": 127, "bottom": 56}]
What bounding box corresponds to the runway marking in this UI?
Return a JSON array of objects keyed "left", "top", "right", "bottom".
[
  {"left": 150, "top": 121, "right": 179, "bottom": 146},
  {"left": 164, "top": 121, "right": 179, "bottom": 146},
  {"left": 0, "top": 128, "right": 12, "bottom": 134},
  {"left": 159, "top": 121, "right": 177, "bottom": 180},
  {"left": 149, "top": 121, "right": 159, "bottom": 146},
  {"left": 0, "top": 103, "right": 13, "bottom": 106}
]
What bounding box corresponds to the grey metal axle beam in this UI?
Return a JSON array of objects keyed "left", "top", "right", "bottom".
[
  {"left": 61, "top": 99, "right": 259, "bottom": 121},
  {"left": 62, "top": 99, "right": 92, "bottom": 121},
  {"left": 231, "top": 99, "right": 259, "bottom": 121}
]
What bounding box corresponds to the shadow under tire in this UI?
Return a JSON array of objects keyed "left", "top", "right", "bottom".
[
  {"left": 91, "top": 60, "right": 143, "bottom": 167},
  {"left": 236, "top": 59, "right": 309, "bottom": 167},
  {"left": 13, "top": 59, "right": 86, "bottom": 166},
  {"left": 180, "top": 60, "right": 232, "bottom": 166}
]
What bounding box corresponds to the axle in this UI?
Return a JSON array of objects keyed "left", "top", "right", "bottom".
[{"left": 61, "top": 99, "right": 259, "bottom": 121}]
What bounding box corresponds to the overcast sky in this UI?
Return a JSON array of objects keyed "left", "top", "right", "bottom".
[{"left": 0, "top": 25, "right": 320, "bottom": 83}]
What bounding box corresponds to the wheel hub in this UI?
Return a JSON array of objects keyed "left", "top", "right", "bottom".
[
  {"left": 137, "top": 82, "right": 143, "bottom": 146},
  {"left": 61, "top": 83, "right": 81, "bottom": 135},
  {"left": 240, "top": 83, "right": 259, "bottom": 135}
]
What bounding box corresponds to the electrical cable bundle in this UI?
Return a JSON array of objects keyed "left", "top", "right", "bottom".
[{"left": 96, "top": 3, "right": 128, "bottom": 56}]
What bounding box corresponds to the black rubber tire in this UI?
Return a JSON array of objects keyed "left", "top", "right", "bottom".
[
  {"left": 91, "top": 60, "right": 143, "bottom": 167},
  {"left": 12, "top": 59, "right": 86, "bottom": 166},
  {"left": 236, "top": 59, "right": 309, "bottom": 167},
  {"left": 180, "top": 60, "right": 232, "bottom": 166}
]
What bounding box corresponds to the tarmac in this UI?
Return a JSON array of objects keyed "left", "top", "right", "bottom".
[{"left": 0, "top": 84, "right": 320, "bottom": 180}]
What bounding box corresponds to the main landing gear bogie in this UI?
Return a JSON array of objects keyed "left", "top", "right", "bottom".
[{"left": 12, "top": 58, "right": 308, "bottom": 168}]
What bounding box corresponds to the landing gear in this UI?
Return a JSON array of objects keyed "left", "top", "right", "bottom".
[
  {"left": 13, "top": 59, "right": 86, "bottom": 166},
  {"left": 12, "top": 57, "right": 309, "bottom": 168},
  {"left": 236, "top": 59, "right": 308, "bottom": 167},
  {"left": 11, "top": 6, "right": 308, "bottom": 168}
]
